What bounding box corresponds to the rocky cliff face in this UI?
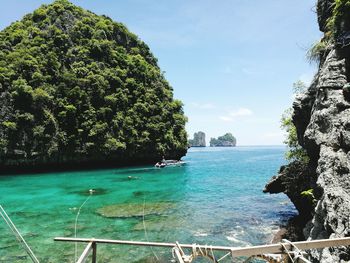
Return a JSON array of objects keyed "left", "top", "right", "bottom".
[{"left": 265, "top": 1, "right": 350, "bottom": 262}]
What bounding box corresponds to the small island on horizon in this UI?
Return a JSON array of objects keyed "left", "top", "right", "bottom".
[
  {"left": 210, "top": 133, "right": 237, "bottom": 147},
  {"left": 188, "top": 132, "right": 237, "bottom": 147},
  {"left": 188, "top": 131, "right": 206, "bottom": 147}
]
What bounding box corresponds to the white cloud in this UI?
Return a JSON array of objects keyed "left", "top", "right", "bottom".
[
  {"left": 229, "top": 108, "right": 253, "bottom": 117},
  {"left": 191, "top": 102, "right": 216, "bottom": 109},
  {"left": 219, "top": 107, "right": 253, "bottom": 122},
  {"left": 219, "top": 116, "right": 234, "bottom": 122}
]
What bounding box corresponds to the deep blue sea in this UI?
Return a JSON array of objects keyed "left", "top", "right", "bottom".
[{"left": 0, "top": 146, "right": 296, "bottom": 262}]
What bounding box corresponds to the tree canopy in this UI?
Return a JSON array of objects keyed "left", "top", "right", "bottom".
[{"left": 0, "top": 0, "right": 187, "bottom": 169}]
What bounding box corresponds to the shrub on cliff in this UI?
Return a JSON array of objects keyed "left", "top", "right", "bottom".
[
  {"left": 281, "top": 81, "right": 309, "bottom": 163},
  {"left": 0, "top": 0, "right": 187, "bottom": 167}
]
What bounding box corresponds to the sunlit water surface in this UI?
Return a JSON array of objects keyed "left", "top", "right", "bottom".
[{"left": 0, "top": 146, "right": 296, "bottom": 262}]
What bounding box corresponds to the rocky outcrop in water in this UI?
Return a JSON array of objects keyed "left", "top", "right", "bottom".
[
  {"left": 189, "top": 131, "right": 206, "bottom": 147},
  {"left": 210, "top": 133, "right": 236, "bottom": 147},
  {"left": 265, "top": 1, "right": 350, "bottom": 261}
]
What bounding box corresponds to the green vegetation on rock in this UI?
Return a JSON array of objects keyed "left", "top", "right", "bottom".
[
  {"left": 210, "top": 133, "right": 236, "bottom": 147},
  {"left": 327, "top": 0, "right": 350, "bottom": 39},
  {"left": 301, "top": 189, "right": 317, "bottom": 207},
  {"left": 307, "top": 39, "right": 330, "bottom": 64},
  {"left": 0, "top": 0, "right": 187, "bottom": 169},
  {"left": 281, "top": 109, "right": 309, "bottom": 163},
  {"left": 281, "top": 81, "right": 309, "bottom": 163},
  {"left": 310, "top": 1, "right": 350, "bottom": 65}
]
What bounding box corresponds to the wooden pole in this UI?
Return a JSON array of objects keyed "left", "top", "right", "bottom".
[{"left": 92, "top": 242, "right": 96, "bottom": 263}]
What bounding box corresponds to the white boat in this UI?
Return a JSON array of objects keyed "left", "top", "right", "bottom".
[{"left": 155, "top": 160, "right": 185, "bottom": 168}]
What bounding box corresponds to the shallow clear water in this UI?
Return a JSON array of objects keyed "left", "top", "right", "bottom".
[{"left": 0, "top": 146, "right": 296, "bottom": 262}]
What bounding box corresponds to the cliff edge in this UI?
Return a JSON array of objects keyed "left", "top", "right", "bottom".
[{"left": 265, "top": 0, "right": 350, "bottom": 261}]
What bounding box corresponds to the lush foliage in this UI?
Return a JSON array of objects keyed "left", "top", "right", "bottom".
[
  {"left": 210, "top": 133, "right": 236, "bottom": 147},
  {"left": 281, "top": 81, "right": 309, "bottom": 163},
  {"left": 0, "top": 0, "right": 187, "bottom": 167}
]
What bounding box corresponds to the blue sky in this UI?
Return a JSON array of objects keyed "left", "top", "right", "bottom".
[{"left": 0, "top": 0, "right": 321, "bottom": 145}]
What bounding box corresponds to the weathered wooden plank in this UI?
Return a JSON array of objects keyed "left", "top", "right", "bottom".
[
  {"left": 55, "top": 236, "right": 350, "bottom": 258},
  {"left": 76, "top": 242, "right": 93, "bottom": 263}
]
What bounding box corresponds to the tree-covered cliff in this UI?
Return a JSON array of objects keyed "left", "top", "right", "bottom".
[{"left": 0, "top": 0, "right": 188, "bottom": 171}]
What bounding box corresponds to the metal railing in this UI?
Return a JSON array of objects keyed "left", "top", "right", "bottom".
[
  {"left": 0, "top": 205, "right": 40, "bottom": 263},
  {"left": 54, "top": 236, "right": 350, "bottom": 263}
]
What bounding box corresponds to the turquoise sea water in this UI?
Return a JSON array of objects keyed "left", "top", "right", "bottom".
[{"left": 0, "top": 146, "right": 296, "bottom": 262}]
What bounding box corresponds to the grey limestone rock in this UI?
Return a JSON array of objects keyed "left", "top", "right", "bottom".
[
  {"left": 266, "top": 2, "right": 350, "bottom": 261},
  {"left": 317, "top": 0, "right": 335, "bottom": 32},
  {"left": 189, "top": 131, "right": 206, "bottom": 147}
]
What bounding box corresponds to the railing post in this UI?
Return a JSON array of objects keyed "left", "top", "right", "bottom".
[
  {"left": 76, "top": 242, "right": 93, "bottom": 263},
  {"left": 92, "top": 242, "right": 96, "bottom": 263}
]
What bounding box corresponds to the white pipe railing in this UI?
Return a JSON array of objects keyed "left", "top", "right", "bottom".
[
  {"left": 55, "top": 236, "right": 350, "bottom": 262},
  {"left": 0, "top": 205, "right": 40, "bottom": 263}
]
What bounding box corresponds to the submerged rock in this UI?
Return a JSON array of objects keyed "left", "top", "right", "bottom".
[
  {"left": 133, "top": 256, "right": 169, "bottom": 263},
  {"left": 132, "top": 215, "right": 182, "bottom": 231},
  {"left": 96, "top": 202, "right": 174, "bottom": 218}
]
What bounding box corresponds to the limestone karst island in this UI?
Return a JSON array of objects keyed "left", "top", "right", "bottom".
[
  {"left": 188, "top": 132, "right": 237, "bottom": 147},
  {"left": 1, "top": 0, "right": 350, "bottom": 262},
  {"left": 188, "top": 131, "right": 206, "bottom": 147},
  {"left": 210, "top": 133, "right": 237, "bottom": 147},
  {"left": 0, "top": 0, "right": 189, "bottom": 173}
]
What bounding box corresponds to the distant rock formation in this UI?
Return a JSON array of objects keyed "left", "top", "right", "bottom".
[
  {"left": 189, "top": 131, "right": 206, "bottom": 147},
  {"left": 210, "top": 133, "right": 236, "bottom": 147}
]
